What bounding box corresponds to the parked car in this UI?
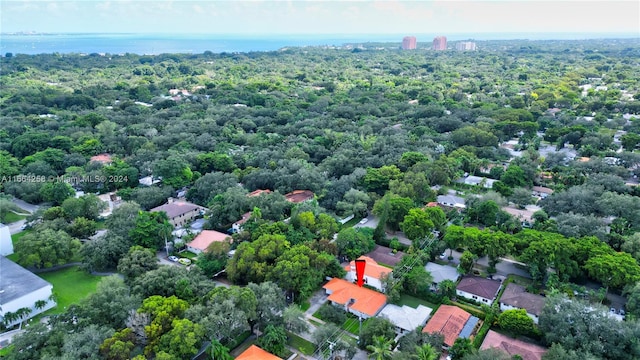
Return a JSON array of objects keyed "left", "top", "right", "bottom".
[
  {"left": 168, "top": 256, "right": 179, "bottom": 262},
  {"left": 359, "top": 218, "right": 368, "bottom": 225},
  {"left": 178, "top": 258, "right": 192, "bottom": 266},
  {"left": 439, "top": 252, "right": 447, "bottom": 260}
]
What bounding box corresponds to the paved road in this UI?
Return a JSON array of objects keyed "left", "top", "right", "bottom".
[
  {"left": 445, "top": 249, "right": 532, "bottom": 279},
  {"left": 7, "top": 219, "right": 26, "bottom": 235},
  {"left": 11, "top": 198, "right": 38, "bottom": 214},
  {"left": 353, "top": 215, "right": 412, "bottom": 246}
]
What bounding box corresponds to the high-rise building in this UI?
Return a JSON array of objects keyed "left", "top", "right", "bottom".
[
  {"left": 456, "top": 41, "right": 477, "bottom": 51},
  {"left": 432, "top": 36, "right": 447, "bottom": 51},
  {"left": 402, "top": 36, "right": 417, "bottom": 50}
]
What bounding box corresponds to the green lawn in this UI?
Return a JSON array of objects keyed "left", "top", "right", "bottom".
[
  {"left": 178, "top": 251, "right": 199, "bottom": 260},
  {"left": 341, "top": 217, "right": 361, "bottom": 229},
  {"left": 2, "top": 212, "right": 26, "bottom": 223},
  {"left": 38, "top": 267, "right": 102, "bottom": 314},
  {"left": 398, "top": 294, "right": 439, "bottom": 310},
  {"left": 287, "top": 332, "right": 316, "bottom": 355},
  {"left": 0, "top": 346, "right": 13, "bottom": 357},
  {"left": 342, "top": 316, "right": 369, "bottom": 335},
  {"left": 299, "top": 301, "right": 311, "bottom": 312}
]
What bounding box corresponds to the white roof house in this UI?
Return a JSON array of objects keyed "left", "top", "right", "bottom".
[
  {"left": 0, "top": 224, "right": 13, "bottom": 256},
  {"left": 378, "top": 304, "right": 432, "bottom": 334},
  {"left": 0, "top": 257, "right": 57, "bottom": 327},
  {"left": 461, "top": 175, "right": 495, "bottom": 188},
  {"left": 437, "top": 195, "right": 466, "bottom": 209}
]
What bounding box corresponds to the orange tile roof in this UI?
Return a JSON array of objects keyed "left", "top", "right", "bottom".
[
  {"left": 235, "top": 345, "right": 282, "bottom": 360},
  {"left": 344, "top": 256, "right": 392, "bottom": 280},
  {"left": 425, "top": 202, "right": 439, "bottom": 207},
  {"left": 247, "top": 189, "right": 272, "bottom": 197},
  {"left": 481, "top": 330, "right": 547, "bottom": 360},
  {"left": 284, "top": 190, "right": 314, "bottom": 203},
  {"left": 323, "top": 278, "right": 387, "bottom": 317},
  {"left": 90, "top": 153, "right": 112, "bottom": 164},
  {"left": 235, "top": 212, "right": 252, "bottom": 226},
  {"left": 186, "top": 230, "right": 231, "bottom": 252},
  {"left": 422, "top": 305, "right": 471, "bottom": 347}
]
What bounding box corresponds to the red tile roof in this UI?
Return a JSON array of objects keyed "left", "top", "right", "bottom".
[
  {"left": 284, "top": 190, "right": 314, "bottom": 203},
  {"left": 422, "top": 305, "right": 471, "bottom": 347},
  {"left": 90, "top": 153, "right": 112, "bottom": 164},
  {"left": 235, "top": 345, "right": 282, "bottom": 360},
  {"left": 344, "top": 256, "right": 392, "bottom": 280},
  {"left": 323, "top": 278, "right": 387, "bottom": 317},
  {"left": 186, "top": 230, "right": 231, "bottom": 252},
  {"left": 234, "top": 212, "right": 252, "bottom": 226},
  {"left": 481, "top": 330, "right": 547, "bottom": 360},
  {"left": 247, "top": 189, "right": 272, "bottom": 197}
]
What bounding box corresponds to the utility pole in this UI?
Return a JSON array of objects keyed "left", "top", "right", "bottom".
[{"left": 327, "top": 340, "right": 336, "bottom": 360}]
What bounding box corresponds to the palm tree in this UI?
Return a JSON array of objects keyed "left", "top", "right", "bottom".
[
  {"left": 35, "top": 299, "right": 47, "bottom": 311},
  {"left": 207, "top": 338, "right": 232, "bottom": 360},
  {"left": 414, "top": 344, "right": 438, "bottom": 360},
  {"left": 15, "top": 307, "right": 32, "bottom": 329},
  {"left": 366, "top": 335, "right": 394, "bottom": 360},
  {"left": 2, "top": 311, "right": 17, "bottom": 327}
]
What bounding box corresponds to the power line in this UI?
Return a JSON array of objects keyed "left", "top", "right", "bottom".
[{"left": 311, "top": 233, "right": 439, "bottom": 359}]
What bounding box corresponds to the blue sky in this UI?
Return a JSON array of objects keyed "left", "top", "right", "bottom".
[{"left": 2, "top": 1, "right": 639, "bottom": 35}]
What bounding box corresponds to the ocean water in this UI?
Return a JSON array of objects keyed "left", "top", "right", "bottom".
[{"left": 1, "top": 33, "right": 637, "bottom": 55}]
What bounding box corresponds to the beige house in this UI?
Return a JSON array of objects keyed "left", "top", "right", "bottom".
[{"left": 151, "top": 198, "right": 205, "bottom": 227}]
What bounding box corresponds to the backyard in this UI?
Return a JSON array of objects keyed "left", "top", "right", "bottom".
[{"left": 38, "top": 266, "right": 103, "bottom": 314}]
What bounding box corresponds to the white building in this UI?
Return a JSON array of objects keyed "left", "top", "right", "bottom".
[
  {"left": 0, "top": 256, "right": 56, "bottom": 327},
  {"left": 436, "top": 195, "right": 466, "bottom": 209},
  {"left": 460, "top": 175, "right": 495, "bottom": 189},
  {"left": 456, "top": 41, "right": 477, "bottom": 51},
  {"left": 0, "top": 224, "right": 13, "bottom": 256},
  {"left": 344, "top": 256, "right": 391, "bottom": 292},
  {"left": 378, "top": 304, "right": 432, "bottom": 334}
]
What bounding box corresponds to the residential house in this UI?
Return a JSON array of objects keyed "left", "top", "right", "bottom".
[
  {"left": 231, "top": 211, "right": 252, "bottom": 233},
  {"left": 234, "top": 344, "right": 282, "bottom": 360},
  {"left": 499, "top": 283, "right": 546, "bottom": 324},
  {"left": 531, "top": 186, "right": 553, "bottom": 199},
  {"left": 139, "top": 175, "right": 161, "bottom": 186},
  {"left": 460, "top": 175, "right": 495, "bottom": 188},
  {"left": 481, "top": 330, "right": 547, "bottom": 360},
  {"left": 425, "top": 262, "right": 459, "bottom": 291},
  {"left": 344, "top": 256, "right": 392, "bottom": 292},
  {"left": 456, "top": 276, "right": 502, "bottom": 305},
  {"left": 422, "top": 305, "right": 480, "bottom": 347},
  {"left": 365, "top": 245, "right": 406, "bottom": 267},
  {"left": 437, "top": 195, "right": 466, "bottom": 209},
  {"left": 323, "top": 278, "right": 387, "bottom": 319},
  {"left": 151, "top": 198, "right": 205, "bottom": 227},
  {"left": 186, "top": 230, "right": 231, "bottom": 254},
  {"left": 284, "top": 190, "right": 314, "bottom": 203},
  {"left": 378, "top": 304, "right": 432, "bottom": 334},
  {"left": 89, "top": 153, "right": 113, "bottom": 165},
  {"left": 0, "top": 256, "right": 57, "bottom": 327},
  {"left": 97, "top": 192, "right": 122, "bottom": 218},
  {"left": 247, "top": 189, "right": 272, "bottom": 197}
]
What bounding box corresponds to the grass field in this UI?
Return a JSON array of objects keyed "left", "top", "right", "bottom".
[
  {"left": 398, "top": 294, "right": 439, "bottom": 310},
  {"left": 38, "top": 266, "right": 102, "bottom": 314},
  {"left": 287, "top": 332, "right": 316, "bottom": 355},
  {"left": 2, "top": 212, "right": 26, "bottom": 224}
]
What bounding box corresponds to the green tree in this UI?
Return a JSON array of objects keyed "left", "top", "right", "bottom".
[
  {"left": 366, "top": 335, "right": 394, "bottom": 360},
  {"left": 196, "top": 241, "right": 230, "bottom": 277},
  {"left": 156, "top": 318, "right": 205, "bottom": 359},
  {"left": 129, "top": 211, "right": 173, "bottom": 250},
  {"left": 458, "top": 251, "right": 475, "bottom": 275},
  {"left": 39, "top": 181, "right": 75, "bottom": 205},
  {"left": 257, "top": 325, "right": 288, "bottom": 357},
  {"left": 117, "top": 245, "right": 159, "bottom": 281},
  {"left": 584, "top": 252, "right": 640, "bottom": 292},
  {"left": 207, "top": 339, "right": 233, "bottom": 360},
  {"left": 336, "top": 227, "right": 376, "bottom": 260},
  {"left": 438, "top": 279, "right": 457, "bottom": 298},
  {"left": 14, "top": 228, "right": 81, "bottom": 269},
  {"left": 450, "top": 338, "right": 474, "bottom": 360},
  {"left": 100, "top": 328, "right": 136, "bottom": 360},
  {"left": 359, "top": 317, "right": 396, "bottom": 349},
  {"left": 78, "top": 275, "right": 141, "bottom": 329},
  {"left": 497, "top": 309, "right": 537, "bottom": 337},
  {"left": 363, "top": 165, "right": 402, "bottom": 195},
  {"left": 401, "top": 208, "right": 435, "bottom": 243},
  {"left": 414, "top": 343, "right": 438, "bottom": 360},
  {"left": 373, "top": 193, "right": 414, "bottom": 231},
  {"left": 153, "top": 156, "right": 194, "bottom": 188}
]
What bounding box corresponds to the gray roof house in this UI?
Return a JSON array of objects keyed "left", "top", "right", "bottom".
[
  {"left": 499, "top": 283, "right": 546, "bottom": 324},
  {"left": 378, "top": 304, "right": 432, "bottom": 334},
  {"left": 425, "top": 262, "right": 460, "bottom": 290},
  {"left": 460, "top": 175, "right": 495, "bottom": 188},
  {"left": 0, "top": 257, "right": 56, "bottom": 327},
  {"left": 456, "top": 276, "right": 502, "bottom": 305}
]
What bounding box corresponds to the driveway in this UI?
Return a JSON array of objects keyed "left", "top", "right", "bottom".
[
  {"left": 7, "top": 220, "right": 26, "bottom": 235},
  {"left": 353, "top": 215, "right": 411, "bottom": 246}
]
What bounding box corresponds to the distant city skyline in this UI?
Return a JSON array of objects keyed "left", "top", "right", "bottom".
[{"left": 2, "top": 1, "right": 639, "bottom": 36}]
